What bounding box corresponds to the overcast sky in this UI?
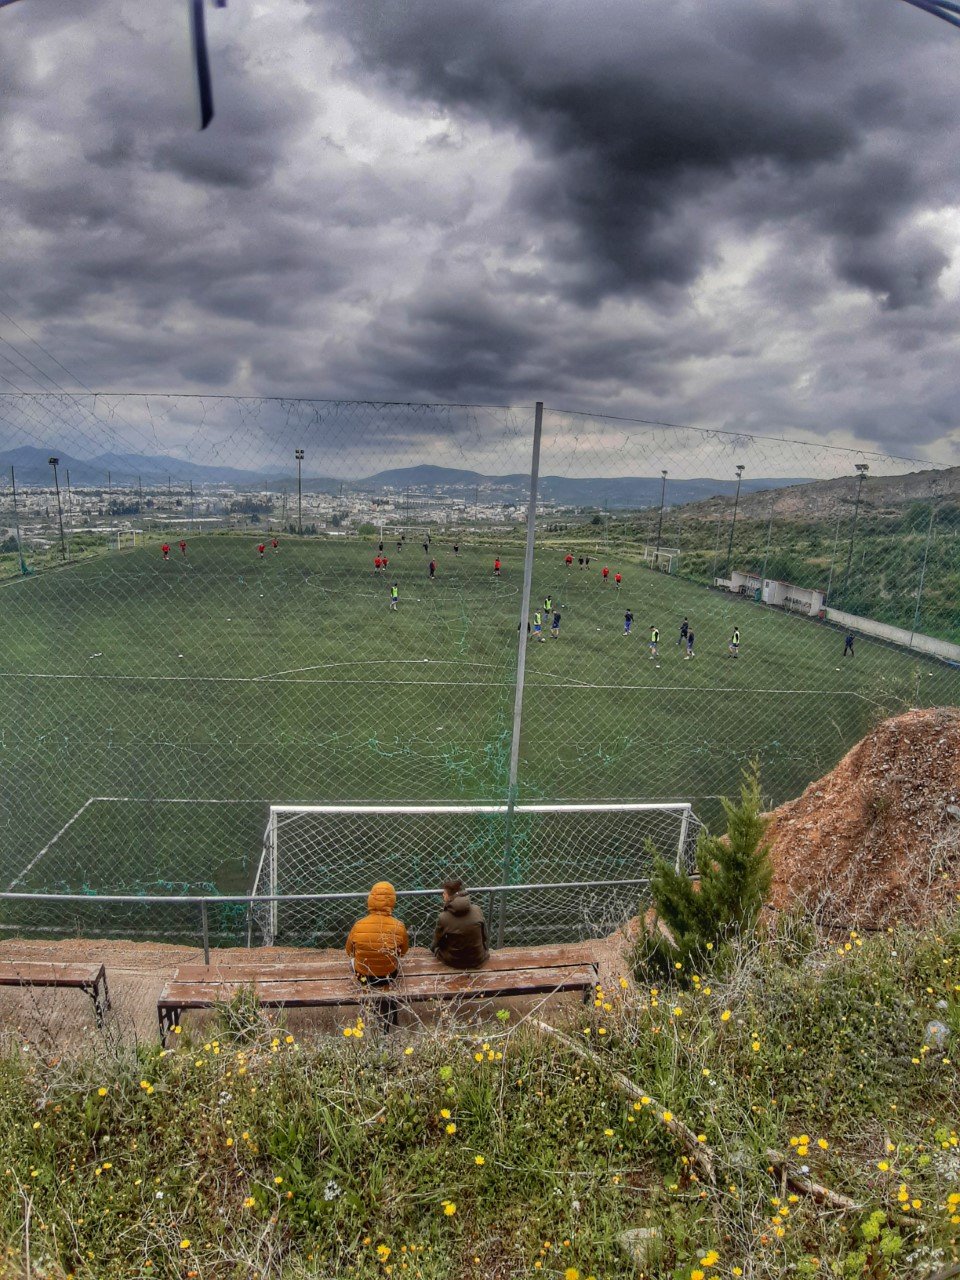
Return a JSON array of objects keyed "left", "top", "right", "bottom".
[{"left": 2, "top": 0, "right": 960, "bottom": 475}]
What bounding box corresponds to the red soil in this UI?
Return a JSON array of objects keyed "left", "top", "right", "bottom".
[{"left": 766, "top": 706, "right": 960, "bottom": 928}]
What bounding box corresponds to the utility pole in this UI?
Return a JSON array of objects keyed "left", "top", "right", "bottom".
[
  {"left": 759, "top": 493, "right": 776, "bottom": 592},
  {"left": 841, "top": 464, "right": 869, "bottom": 598},
  {"left": 10, "top": 466, "right": 26, "bottom": 575},
  {"left": 724, "top": 464, "right": 745, "bottom": 575},
  {"left": 910, "top": 501, "right": 937, "bottom": 645},
  {"left": 138, "top": 474, "right": 144, "bottom": 515},
  {"left": 654, "top": 469, "right": 668, "bottom": 558},
  {"left": 48, "top": 457, "right": 66, "bottom": 561},
  {"left": 295, "top": 449, "right": 305, "bottom": 534},
  {"left": 190, "top": 480, "right": 196, "bottom": 531},
  {"left": 824, "top": 508, "right": 843, "bottom": 606},
  {"left": 64, "top": 468, "right": 74, "bottom": 560}
]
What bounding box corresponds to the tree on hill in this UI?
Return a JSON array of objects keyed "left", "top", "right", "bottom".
[{"left": 635, "top": 762, "right": 772, "bottom": 980}]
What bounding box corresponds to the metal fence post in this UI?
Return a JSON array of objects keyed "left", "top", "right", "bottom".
[
  {"left": 909, "top": 501, "right": 937, "bottom": 649},
  {"left": 200, "top": 901, "right": 210, "bottom": 965},
  {"left": 499, "top": 401, "right": 544, "bottom": 947},
  {"left": 269, "top": 810, "right": 278, "bottom": 946}
]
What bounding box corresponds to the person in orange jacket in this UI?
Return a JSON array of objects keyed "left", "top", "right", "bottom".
[{"left": 345, "top": 881, "right": 409, "bottom": 980}]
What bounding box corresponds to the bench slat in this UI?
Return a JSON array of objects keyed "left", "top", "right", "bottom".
[
  {"left": 0, "top": 962, "right": 105, "bottom": 988},
  {"left": 158, "top": 964, "right": 596, "bottom": 1013},
  {"left": 174, "top": 947, "right": 598, "bottom": 984}
]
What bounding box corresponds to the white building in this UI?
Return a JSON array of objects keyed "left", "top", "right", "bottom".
[{"left": 726, "top": 570, "right": 826, "bottom": 616}]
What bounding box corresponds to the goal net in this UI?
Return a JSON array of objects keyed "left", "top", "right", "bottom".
[
  {"left": 642, "top": 545, "right": 679, "bottom": 573},
  {"left": 253, "top": 802, "right": 699, "bottom": 948}
]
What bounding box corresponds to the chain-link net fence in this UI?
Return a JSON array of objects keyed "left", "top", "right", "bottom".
[{"left": 0, "top": 392, "right": 957, "bottom": 943}]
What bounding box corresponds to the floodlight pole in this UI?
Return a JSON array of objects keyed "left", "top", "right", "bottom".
[
  {"left": 759, "top": 493, "right": 776, "bottom": 593},
  {"left": 841, "top": 464, "right": 869, "bottom": 598},
  {"left": 295, "top": 449, "right": 304, "bottom": 534},
  {"left": 654, "top": 469, "right": 668, "bottom": 557},
  {"left": 910, "top": 500, "right": 937, "bottom": 645},
  {"left": 48, "top": 457, "right": 66, "bottom": 562},
  {"left": 499, "top": 401, "right": 544, "bottom": 946},
  {"left": 64, "top": 468, "right": 74, "bottom": 560},
  {"left": 724, "top": 464, "right": 745, "bottom": 575},
  {"left": 9, "top": 466, "right": 26, "bottom": 575},
  {"left": 824, "top": 508, "right": 843, "bottom": 606}
]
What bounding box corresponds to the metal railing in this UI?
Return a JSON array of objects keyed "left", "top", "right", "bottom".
[{"left": 0, "top": 877, "right": 654, "bottom": 964}]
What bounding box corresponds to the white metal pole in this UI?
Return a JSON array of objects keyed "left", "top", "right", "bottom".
[
  {"left": 675, "top": 804, "right": 692, "bottom": 872},
  {"left": 499, "top": 402, "right": 544, "bottom": 944},
  {"left": 269, "top": 810, "right": 278, "bottom": 945}
]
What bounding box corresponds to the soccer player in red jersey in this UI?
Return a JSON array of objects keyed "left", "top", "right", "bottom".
[
  {"left": 429, "top": 558, "right": 437, "bottom": 579},
  {"left": 257, "top": 543, "right": 265, "bottom": 558},
  {"left": 382, "top": 555, "right": 389, "bottom": 571},
  {"left": 614, "top": 571, "right": 622, "bottom": 590},
  {"left": 565, "top": 553, "right": 573, "bottom": 568},
  {"left": 271, "top": 538, "right": 279, "bottom": 554},
  {"left": 493, "top": 557, "right": 501, "bottom": 577},
  {"left": 161, "top": 543, "right": 170, "bottom": 561},
  {"left": 602, "top": 566, "right": 609, "bottom": 584},
  {"left": 178, "top": 540, "right": 187, "bottom": 558},
  {"left": 374, "top": 555, "right": 382, "bottom": 573}
]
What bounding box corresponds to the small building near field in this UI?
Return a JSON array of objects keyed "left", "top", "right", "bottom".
[{"left": 725, "top": 570, "right": 826, "bottom": 616}]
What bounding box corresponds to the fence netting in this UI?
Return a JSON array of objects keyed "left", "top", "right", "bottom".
[{"left": 0, "top": 393, "right": 956, "bottom": 944}]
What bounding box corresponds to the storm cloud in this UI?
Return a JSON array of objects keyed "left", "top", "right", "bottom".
[{"left": 1, "top": 0, "right": 960, "bottom": 464}]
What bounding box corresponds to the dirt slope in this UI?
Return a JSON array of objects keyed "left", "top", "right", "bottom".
[{"left": 767, "top": 706, "right": 960, "bottom": 927}]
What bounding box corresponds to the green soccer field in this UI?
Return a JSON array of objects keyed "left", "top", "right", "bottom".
[{"left": 0, "top": 533, "right": 957, "bottom": 914}]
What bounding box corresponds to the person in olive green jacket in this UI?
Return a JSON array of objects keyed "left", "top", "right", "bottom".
[{"left": 431, "top": 878, "right": 489, "bottom": 969}]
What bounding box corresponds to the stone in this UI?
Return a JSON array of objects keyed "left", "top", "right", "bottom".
[
  {"left": 619, "top": 1228, "right": 660, "bottom": 1270},
  {"left": 924, "top": 1020, "right": 950, "bottom": 1050}
]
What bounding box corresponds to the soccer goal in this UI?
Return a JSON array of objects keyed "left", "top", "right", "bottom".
[
  {"left": 253, "top": 802, "right": 700, "bottom": 948},
  {"left": 642, "top": 545, "right": 679, "bottom": 573}
]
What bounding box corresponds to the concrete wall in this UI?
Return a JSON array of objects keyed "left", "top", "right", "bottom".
[{"left": 824, "top": 606, "right": 960, "bottom": 664}]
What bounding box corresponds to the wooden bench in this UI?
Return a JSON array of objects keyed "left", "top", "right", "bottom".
[
  {"left": 0, "top": 961, "right": 110, "bottom": 1028},
  {"left": 158, "top": 947, "right": 599, "bottom": 1039}
]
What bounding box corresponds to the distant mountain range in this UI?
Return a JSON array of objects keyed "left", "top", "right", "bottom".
[{"left": 0, "top": 447, "right": 811, "bottom": 509}]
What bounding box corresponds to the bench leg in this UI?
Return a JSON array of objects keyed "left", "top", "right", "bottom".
[
  {"left": 81, "top": 982, "right": 107, "bottom": 1029},
  {"left": 158, "top": 1006, "right": 180, "bottom": 1044},
  {"left": 94, "top": 975, "right": 110, "bottom": 1026}
]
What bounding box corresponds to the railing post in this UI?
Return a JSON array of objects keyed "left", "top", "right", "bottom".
[
  {"left": 499, "top": 401, "right": 544, "bottom": 947},
  {"left": 269, "top": 810, "right": 278, "bottom": 946},
  {"left": 200, "top": 901, "right": 210, "bottom": 965}
]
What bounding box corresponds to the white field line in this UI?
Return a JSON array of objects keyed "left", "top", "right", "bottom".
[
  {"left": 0, "top": 670, "right": 876, "bottom": 698},
  {"left": 6, "top": 796, "right": 262, "bottom": 892},
  {"left": 5, "top": 797, "right": 97, "bottom": 891}
]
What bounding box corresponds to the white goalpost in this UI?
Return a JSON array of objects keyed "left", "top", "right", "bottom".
[
  {"left": 253, "top": 801, "right": 698, "bottom": 947},
  {"left": 642, "top": 545, "right": 679, "bottom": 573}
]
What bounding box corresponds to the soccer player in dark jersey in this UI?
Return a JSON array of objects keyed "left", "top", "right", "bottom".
[
  {"left": 396, "top": 540, "right": 402, "bottom": 553},
  {"left": 178, "top": 540, "right": 187, "bottom": 558},
  {"left": 423, "top": 540, "right": 429, "bottom": 554},
  {"left": 378, "top": 541, "right": 384, "bottom": 554},
  {"left": 729, "top": 626, "right": 740, "bottom": 658},
  {"left": 453, "top": 543, "right": 460, "bottom": 556},
  {"left": 678, "top": 617, "right": 689, "bottom": 647},
  {"left": 624, "top": 609, "right": 633, "bottom": 636},
  {"left": 161, "top": 543, "right": 170, "bottom": 561},
  {"left": 578, "top": 556, "right": 584, "bottom": 570},
  {"left": 649, "top": 625, "right": 659, "bottom": 658},
  {"left": 257, "top": 543, "right": 265, "bottom": 559},
  {"left": 685, "top": 629, "right": 695, "bottom": 660},
  {"left": 550, "top": 610, "right": 561, "bottom": 638},
  {"left": 843, "top": 632, "right": 854, "bottom": 657},
  {"left": 585, "top": 556, "right": 591, "bottom": 568},
  {"left": 429, "top": 558, "right": 437, "bottom": 579}
]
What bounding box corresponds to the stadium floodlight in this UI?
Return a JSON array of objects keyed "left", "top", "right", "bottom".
[
  {"left": 654, "top": 469, "right": 668, "bottom": 556},
  {"left": 47, "top": 456, "right": 66, "bottom": 562},
  {"left": 842, "top": 463, "right": 870, "bottom": 598},
  {"left": 295, "top": 448, "right": 305, "bottom": 534},
  {"left": 724, "top": 463, "right": 746, "bottom": 575}
]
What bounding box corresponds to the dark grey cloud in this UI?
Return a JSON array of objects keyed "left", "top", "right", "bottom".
[{"left": 1, "top": 0, "right": 960, "bottom": 466}]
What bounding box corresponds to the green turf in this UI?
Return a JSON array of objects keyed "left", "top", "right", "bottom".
[{"left": 0, "top": 534, "right": 957, "bottom": 922}]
